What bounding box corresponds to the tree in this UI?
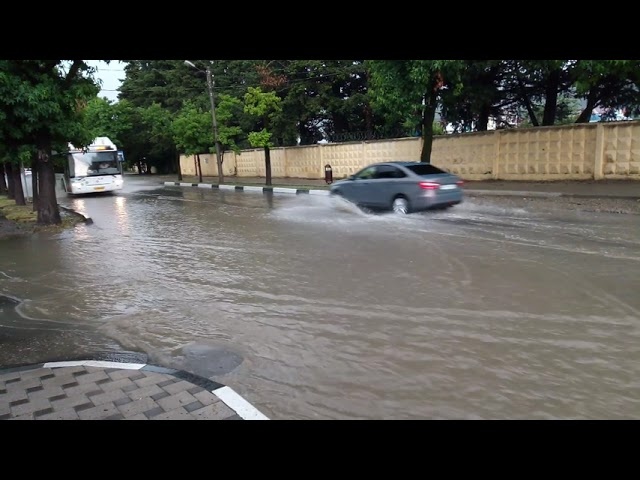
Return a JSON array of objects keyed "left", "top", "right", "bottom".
[
  {"left": 570, "top": 60, "right": 640, "bottom": 123},
  {"left": 172, "top": 100, "right": 216, "bottom": 182},
  {"left": 216, "top": 94, "right": 244, "bottom": 157},
  {"left": 0, "top": 162, "right": 6, "bottom": 195},
  {"left": 244, "top": 87, "right": 282, "bottom": 186},
  {"left": 140, "top": 103, "right": 179, "bottom": 175},
  {"left": 0, "top": 60, "right": 99, "bottom": 224},
  {"left": 368, "top": 61, "right": 465, "bottom": 163}
]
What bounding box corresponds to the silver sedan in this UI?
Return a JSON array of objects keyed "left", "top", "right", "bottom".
[{"left": 329, "top": 161, "right": 464, "bottom": 214}]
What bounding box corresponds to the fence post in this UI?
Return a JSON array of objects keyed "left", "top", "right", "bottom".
[
  {"left": 594, "top": 123, "right": 605, "bottom": 180},
  {"left": 493, "top": 130, "right": 502, "bottom": 180}
]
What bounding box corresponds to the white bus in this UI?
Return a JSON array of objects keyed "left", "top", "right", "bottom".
[{"left": 61, "top": 137, "right": 124, "bottom": 195}]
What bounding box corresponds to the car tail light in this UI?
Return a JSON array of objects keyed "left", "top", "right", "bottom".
[
  {"left": 419, "top": 181, "right": 440, "bottom": 190},
  {"left": 456, "top": 180, "right": 464, "bottom": 187}
]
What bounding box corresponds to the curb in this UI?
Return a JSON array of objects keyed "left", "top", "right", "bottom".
[
  {"left": 164, "top": 181, "right": 330, "bottom": 196},
  {"left": 0, "top": 354, "right": 269, "bottom": 420},
  {"left": 164, "top": 182, "right": 639, "bottom": 200},
  {"left": 465, "top": 189, "right": 640, "bottom": 200},
  {"left": 58, "top": 205, "right": 94, "bottom": 224}
]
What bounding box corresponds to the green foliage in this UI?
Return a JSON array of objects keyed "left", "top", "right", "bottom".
[
  {"left": 216, "top": 94, "right": 244, "bottom": 154},
  {"left": 244, "top": 87, "right": 282, "bottom": 119},
  {"left": 247, "top": 129, "right": 272, "bottom": 149},
  {"left": 0, "top": 60, "right": 99, "bottom": 154},
  {"left": 83, "top": 97, "right": 135, "bottom": 146},
  {"left": 243, "top": 87, "right": 282, "bottom": 149},
  {"left": 172, "top": 100, "right": 215, "bottom": 156}
]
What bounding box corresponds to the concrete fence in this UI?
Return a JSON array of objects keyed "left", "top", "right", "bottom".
[{"left": 180, "top": 120, "right": 640, "bottom": 181}]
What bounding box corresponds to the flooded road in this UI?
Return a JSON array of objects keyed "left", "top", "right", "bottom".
[{"left": 1, "top": 176, "right": 640, "bottom": 419}]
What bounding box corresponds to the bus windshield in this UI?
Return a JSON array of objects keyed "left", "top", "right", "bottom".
[{"left": 71, "top": 151, "right": 121, "bottom": 177}]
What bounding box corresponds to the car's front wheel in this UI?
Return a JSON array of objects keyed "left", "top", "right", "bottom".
[{"left": 392, "top": 196, "right": 410, "bottom": 215}]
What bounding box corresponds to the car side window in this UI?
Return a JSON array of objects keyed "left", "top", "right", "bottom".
[
  {"left": 374, "top": 165, "right": 407, "bottom": 179},
  {"left": 355, "top": 166, "right": 377, "bottom": 180}
]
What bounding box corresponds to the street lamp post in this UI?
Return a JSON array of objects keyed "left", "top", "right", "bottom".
[{"left": 185, "top": 60, "right": 224, "bottom": 184}]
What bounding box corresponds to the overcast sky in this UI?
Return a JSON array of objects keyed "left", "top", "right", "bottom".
[{"left": 86, "top": 60, "right": 125, "bottom": 102}]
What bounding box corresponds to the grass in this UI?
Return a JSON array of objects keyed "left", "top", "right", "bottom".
[
  {"left": 0, "top": 195, "right": 85, "bottom": 232},
  {"left": 0, "top": 196, "right": 37, "bottom": 223}
]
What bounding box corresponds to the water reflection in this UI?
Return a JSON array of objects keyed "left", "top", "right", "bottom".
[{"left": 114, "top": 195, "right": 129, "bottom": 235}]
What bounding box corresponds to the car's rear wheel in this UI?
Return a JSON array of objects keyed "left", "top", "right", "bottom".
[{"left": 392, "top": 196, "right": 410, "bottom": 215}]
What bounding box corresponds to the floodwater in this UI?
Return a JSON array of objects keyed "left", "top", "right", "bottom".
[{"left": 1, "top": 176, "right": 639, "bottom": 419}]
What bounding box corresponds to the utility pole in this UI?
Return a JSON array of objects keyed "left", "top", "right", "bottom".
[{"left": 205, "top": 67, "right": 224, "bottom": 185}]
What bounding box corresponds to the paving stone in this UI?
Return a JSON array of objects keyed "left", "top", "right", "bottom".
[
  {"left": 126, "top": 384, "right": 164, "bottom": 401},
  {"left": 104, "top": 413, "right": 125, "bottom": 420},
  {"left": 33, "top": 407, "right": 55, "bottom": 418},
  {"left": 143, "top": 406, "right": 165, "bottom": 419},
  {"left": 151, "top": 391, "right": 170, "bottom": 402},
  {"left": 117, "top": 397, "right": 159, "bottom": 417},
  {"left": 193, "top": 390, "right": 220, "bottom": 407},
  {"left": 13, "top": 369, "right": 47, "bottom": 381},
  {"left": 189, "top": 401, "right": 236, "bottom": 420},
  {"left": 161, "top": 380, "right": 196, "bottom": 395},
  {"left": 2, "top": 391, "right": 28, "bottom": 404},
  {"left": 156, "top": 389, "right": 198, "bottom": 412},
  {"left": 99, "top": 377, "right": 136, "bottom": 392},
  {"left": 152, "top": 407, "right": 195, "bottom": 420},
  {"left": 50, "top": 393, "right": 94, "bottom": 411},
  {"left": 0, "top": 373, "right": 23, "bottom": 384},
  {"left": 11, "top": 377, "right": 41, "bottom": 391},
  {"left": 124, "top": 413, "right": 149, "bottom": 420},
  {"left": 132, "top": 372, "right": 167, "bottom": 388},
  {"left": 38, "top": 407, "right": 80, "bottom": 420},
  {"left": 222, "top": 414, "right": 243, "bottom": 420},
  {"left": 1, "top": 364, "right": 261, "bottom": 421},
  {"left": 10, "top": 397, "right": 52, "bottom": 417},
  {"left": 28, "top": 385, "right": 65, "bottom": 401},
  {"left": 63, "top": 382, "right": 103, "bottom": 397},
  {"left": 90, "top": 389, "right": 130, "bottom": 407},
  {"left": 78, "top": 402, "right": 120, "bottom": 420},
  {"left": 107, "top": 369, "right": 146, "bottom": 381},
  {"left": 75, "top": 370, "right": 110, "bottom": 384},
  {"left": 41, "top": 372, "right": 79, "bottom": 388}
]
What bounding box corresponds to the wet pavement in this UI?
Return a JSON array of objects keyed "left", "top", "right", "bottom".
[{"left": 1, "top": 175, "right": 640, "bottom": 419}]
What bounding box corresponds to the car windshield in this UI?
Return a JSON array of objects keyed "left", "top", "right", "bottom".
[{"left": 406, "top": 164, "right": 447, "bottom": 175}]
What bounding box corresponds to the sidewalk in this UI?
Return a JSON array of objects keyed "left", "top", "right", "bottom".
[
  {"left": 0, "top": 353, "right": 268, "bottom": 420},
  {"left": 153, "top": 174, "right": 640, "bottom": 200}
]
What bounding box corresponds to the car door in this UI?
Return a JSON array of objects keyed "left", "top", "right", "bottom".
[
  {"left": 360, "top": 164, "right": 408, "bottom": 208},
  {"left": 343, "top": 165, "right": 378, "bottom": 205}
]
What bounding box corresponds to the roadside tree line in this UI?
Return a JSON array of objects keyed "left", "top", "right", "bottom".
[{"left": 2, "top": 59, "right": 638, "bottom": 225}]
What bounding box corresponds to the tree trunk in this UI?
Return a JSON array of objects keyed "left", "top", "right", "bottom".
[
  {"left": 216, "top": 144, "right": 224, "bottom": 185},
  {"left": 196, "top": 154, "right": 203, "bottom": 183},
  {"left": 420, "top": 89, "right": 438, "bottom": 164},
  {"left": 264, "top": 146, "right": 272, "bottom": 186},
  {"left": 11, "top": 164, "right": 26, "bottom": 206},
  {"left": 31, "top": 154, "right": 39, "bottom": 212},
  {"left": 175, "top": 150, "right": 183, "bottom": 181},
  {"left": 576, "top": 89, "right": 599, "bottom": 123},
  {"left": 542, "top": 68, "right": 560, "bottom": 126},
  {"left": 0, "top": 163, "right": 7, "bottom": 195},
  {"left": 36, "top": 144, "right": 62, "bottom": 225},
  {"left": 476, "top": 104, "right": 491, "bottom": 131},
  {"left": 518, "top": 77, "right": 539, "bottom": 126},
  {"left": 5, "top": 162, "right": 15, "bottom": 199}
]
